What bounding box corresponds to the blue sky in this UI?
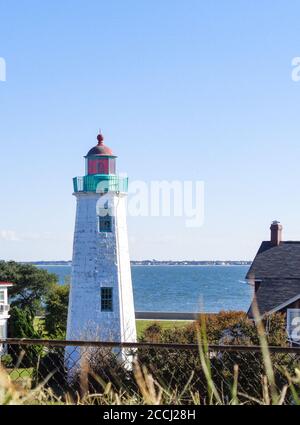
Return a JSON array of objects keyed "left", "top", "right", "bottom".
[{"left": 0, "top": 0, "right": 300, "bottom": 261}]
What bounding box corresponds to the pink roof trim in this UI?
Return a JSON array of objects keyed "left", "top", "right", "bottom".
[{"left": 0, "top": 282, "right": 14, "bottom": 286}]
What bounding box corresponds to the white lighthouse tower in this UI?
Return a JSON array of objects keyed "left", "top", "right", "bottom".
[{"left": 66, "top": 132, "right": 137, "bottom": 345}]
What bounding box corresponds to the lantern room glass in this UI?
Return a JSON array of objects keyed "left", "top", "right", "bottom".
[{"left": 86, "top": 157, "right": 116, "bottom": 175}]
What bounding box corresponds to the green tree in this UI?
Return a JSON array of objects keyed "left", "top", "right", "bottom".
[
  {"left": 9, "top": 306, "right": 40, "bottom": 339},
  {"left": 0, "top": 261, "right": 58, "bottom": 339},
  {"left": 44, "top": 284, "right": 69, "bottom": 338},
  {"left": 8, "top": 306, "right": 42, "bottom": 366},
  {"left": 0, "top": 261, "right": 57, "bottom": 316}
]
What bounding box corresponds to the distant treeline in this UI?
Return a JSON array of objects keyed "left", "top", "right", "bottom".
[
  {"left": 23, "top": 261, "right": 72, "bottom": 266},
  {"left": 25, "top": 260, "right": 252, "bottom": 266}
]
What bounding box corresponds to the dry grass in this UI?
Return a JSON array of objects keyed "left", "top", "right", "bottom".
[{"left": 1, "top": 305, "right": 300, "bottom": 405}]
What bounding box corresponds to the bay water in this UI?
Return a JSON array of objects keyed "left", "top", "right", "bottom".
[{"left": 37, "top": 265, "right": 253, "bottom": 313}]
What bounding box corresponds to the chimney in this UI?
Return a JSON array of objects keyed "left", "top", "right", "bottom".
[{"left": 270, "top": 220, "right": 283, "bottom": 246}]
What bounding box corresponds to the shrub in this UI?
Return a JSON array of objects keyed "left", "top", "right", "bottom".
[
  {"left": 44, "top": 284, "right": 69, "bottom": 339},
  {"left": 142, "top": 323, "right": 162, "bottom": 343},
  {"left": 0, "top": 354, "right": 13, "bottom": 368},
  {"left": 33, "top": 348, "right": 67, "bottom": 395},
  {"left": 137, "top": 311, "right": 289, "bottom": 399},
  {"left": 8, "top": 307, "right": 43, "bottom": 367},
  {"left": 141, "top": 311, "right": 288, "bottom": 347}
]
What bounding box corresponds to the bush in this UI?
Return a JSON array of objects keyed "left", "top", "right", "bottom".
[
  {"left": 0, "top": 354, "right": 13, "bottom": 368},
  {"left": 141, "top": 311, "right": 288, "bottom": 347},
  {"left": 137, "top": 311, "right": 289, "bottom": 399},
  {"left": 8, "top": 307, "right": 43, "bottom": 367},
  {"left": 44, "top": 284, "right": 69, "bottom": 339},
  {"left": 68, "top": 347, "right": 137, "bottom": 396},
  {"left": 143, "top": 323, "right": 162, "bottom": 343},
  {"left": 33, "top": 349, "right": 67, "bottom": 395}
]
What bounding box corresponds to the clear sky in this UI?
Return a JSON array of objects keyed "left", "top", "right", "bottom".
[{"left": 1, "top": 0, "right": 300, "bottom": 261}]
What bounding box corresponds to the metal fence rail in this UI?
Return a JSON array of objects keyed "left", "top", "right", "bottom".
[{"left": 0, "top": 339, "right": 300, "bottom": 404}]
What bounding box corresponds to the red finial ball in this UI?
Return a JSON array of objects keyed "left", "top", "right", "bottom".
[{"left": 97, "top": 133, "right": 104, "bottom": 145}]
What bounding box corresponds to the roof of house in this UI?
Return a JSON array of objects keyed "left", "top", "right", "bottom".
[
  {"left": 246, "top": 241, "right": 300, "bottom": 280},
  {"left": 0, "top": 282, "right": 14, "bottom": 285},
  {"left": 247, "top": 278, "right": 300, "bottom": 318},
  {"left": 246, "top": 239, "right": 300, "bottom": 317}
]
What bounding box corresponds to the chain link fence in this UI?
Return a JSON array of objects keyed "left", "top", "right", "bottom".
[{"left": 0, "top": 339, "right": 300, "bottom": 404}]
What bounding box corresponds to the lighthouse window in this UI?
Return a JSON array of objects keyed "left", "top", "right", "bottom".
[
  {"left": 97, "top": 161, "right": 106, "bottom": 174},
  {"left": 99, "top": 215, "right": 112, "bottom": 232},
  {"left": 101, "top": 287, "right": 113, "bottom": 312}
]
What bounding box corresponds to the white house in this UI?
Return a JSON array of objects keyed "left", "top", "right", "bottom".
[{"left": 0, "top": 282, "right": 13, "bottom": 353}]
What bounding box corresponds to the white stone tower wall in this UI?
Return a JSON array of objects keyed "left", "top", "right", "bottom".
[
  {"left": 66, "top": 191, "right": 137, "bottom": 343},
  {"left": 114, "top": 193, "right": 137, "bottom": 342}
]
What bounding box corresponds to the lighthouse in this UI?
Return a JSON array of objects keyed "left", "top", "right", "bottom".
[{"left": 66, "top": 132, "right": 137, "bottom": 345}]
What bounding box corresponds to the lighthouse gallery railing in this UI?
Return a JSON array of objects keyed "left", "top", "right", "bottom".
[{"left": 73, "top": 175, "right": 128, "bottom": 193}]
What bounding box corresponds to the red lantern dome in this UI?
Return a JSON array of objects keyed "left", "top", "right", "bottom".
[
  {"left": 85, "top": 132, "right": 117, "bottom": 175},
  {"left": 86, "top": 133, "right": 114, "bottom": 157}
]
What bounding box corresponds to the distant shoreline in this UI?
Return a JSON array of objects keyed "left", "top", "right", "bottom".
[
  {"left": 29, "top": 261, "right": 252, "bottom": 267},
  {"left": 131, "top": 264, "right": 251, "bottom": 266}
]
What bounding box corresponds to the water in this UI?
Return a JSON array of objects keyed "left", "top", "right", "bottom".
[{"left": 37, "top": 265, "right": 253, "bottom": 313}]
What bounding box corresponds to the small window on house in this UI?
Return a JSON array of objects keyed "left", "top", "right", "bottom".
[
  {"left": 0, "top": 324, "right": 5, "bottom": 338},
  {"left": 101, "top": 287, "right": 113, "bottom": 312},
  {"left": 0, "top": 291, "right": 4, "bottom": 304}
]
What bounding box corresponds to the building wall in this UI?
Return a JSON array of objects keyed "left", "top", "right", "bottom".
[
  {"left": 0, "top": 318, "right": 8, "bottom": 355},
  {"left": 0, "top": 287, "right": 8, "bottom": 306},
  {"left": 0, "top": 319, "right": 7, "bottom": 338},
  {"left": 66, "top": 191, "right": 136, "bottom": 343},
  {"left": 0, "top": 286, "right": 9, "bottom": 354},
  {"left": 279, "top": 300, "right": 300, "bottom": 314}
]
